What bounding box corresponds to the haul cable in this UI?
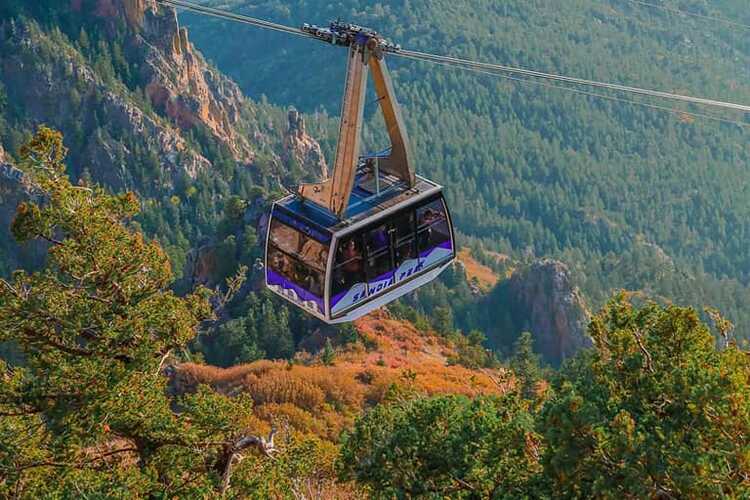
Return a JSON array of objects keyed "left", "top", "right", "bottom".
[{"left": 157, "top": 0, "right": 750, "bottom": 116}]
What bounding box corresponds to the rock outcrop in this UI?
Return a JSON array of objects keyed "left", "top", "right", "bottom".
[
  {"left": 138, "top": 6, "right": 255, "bottom": 163},
  {"left": 0, "top": 152, "right": 47, "bottom": 273},
  {"left": 0, "top": 0, "right": 328, "bottom": 281},
  {"left": 0, "top": 18, "right": 211, "bottom": 188},
  {"left": 85, "top": 0, "right": 255, "bottom": 163},
  {"left": 283, "top": 109, "right": 328, "bottom": 178},
  {"left": 507, "top": 259, "right": 591, "bottom": 365}
]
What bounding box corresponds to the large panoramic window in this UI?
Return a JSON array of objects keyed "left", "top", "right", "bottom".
[
  {"left": 332, "top": 235, "right": 365, "bottom": 297},
  {"left": 365, "top": 223, "right": 393, "bottom": 282},
  {"left": 268, "top": 219, "right": 327, "bottom": 297}
]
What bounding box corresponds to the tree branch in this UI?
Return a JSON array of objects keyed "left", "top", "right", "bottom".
[
  {"left": 22, "top": 326, "right": 94, "bottom": 357},
  {"left": 15, "top": 447, "right": 138, "bottom": 473},
  {"left": 39, "top": 234, "right": 63, "bottom": 246},
  {"left": 220, "top": 427, "right": 278, "bottom": 495},
  {"left": 155, "top": 350, "right": 172, "bottom": 377},
  {"left": 631, "top": 328, "right": 655, "bottom": 374}
]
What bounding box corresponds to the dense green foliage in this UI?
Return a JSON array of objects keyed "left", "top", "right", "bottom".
[
  {"left": 340, "top": 394, "right": 542, "bottom": 498},
  {"left": 3, "top": 129, "right": 749, "bottom": 498},
  {"left": 341, "top": 294, "right": 750, "bottom": 497},
  {"left": 541, "top": 296, "right": 750, "bottom": 497},
  {"left": 184, "top": 0, "right": 750, "bottom": 339},
  {"left": 0, "top": 128, "right": 225, "bottom": 496},
  {"left": 0, "top": 128, "right": 336, "bottom": 497}
]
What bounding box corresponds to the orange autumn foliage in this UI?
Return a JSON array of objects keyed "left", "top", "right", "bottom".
[
  {"left": 175, "top": 310, "right": 511, "bottom": 440},
  {"left": 457, "top": 247, "right": 499, "bottom": 291}
]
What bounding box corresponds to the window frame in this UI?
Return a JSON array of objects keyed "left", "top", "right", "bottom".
[
  {"left": 416, "top": 196, "right": 452, "bottom": 257},
  {"left": 331, "top": 233, "right": 366, "bottom": 298}
]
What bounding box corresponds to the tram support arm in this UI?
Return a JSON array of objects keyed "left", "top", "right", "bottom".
[
  {"left": 299, "top": 44, "right": 369, "bottom": 217},
  {"left": 298, "top": 36, "right": 415, "bottom": 218},
  {"left": 369, "top": 54, "right": 415, "bottom": 187}
]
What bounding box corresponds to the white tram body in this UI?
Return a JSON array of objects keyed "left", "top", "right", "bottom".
[{"left": 265, "top": 171, "right": 455, "bottom": 323}]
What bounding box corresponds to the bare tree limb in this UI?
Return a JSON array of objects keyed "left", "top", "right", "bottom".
[
  {"left": 632, "top": 329, "right": 655, "bottom": 374},
  {"left": 15, "top": 447, "right": 138, "bottom": 472},
  {"left": 155, "top": 350, "right": 172, "bottom": 377},
  {"left": 220, "top": 427, "right": 278, "bottom": 495},
  {"left": 39, "top": 235, "right": 63, "bottom": 246}
]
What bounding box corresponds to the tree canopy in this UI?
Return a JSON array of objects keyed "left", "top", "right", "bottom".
[
  {"left": 339, "top": 294, "right": 750, "bottom": 498},
  {"left": 0, "top": 128, "right": 326, "bottom": 497}
]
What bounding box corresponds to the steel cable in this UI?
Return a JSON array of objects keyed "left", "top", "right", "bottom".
[
  {"left": 158, "top": 0, "right": 315, "bottom": 39},
  {"left": 156, "top": 0, "right": 750, "bottom": 117},
  {"left": 394, "top": 49, "right": 750, "bottom": 114}
]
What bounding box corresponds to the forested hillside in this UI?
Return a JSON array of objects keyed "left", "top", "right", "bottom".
[
  {"left": 183, "top": 0, "right": 750, "bottom": 339},
  {"left": 1, "top": 1, "right": 749, "bottom": 495},
  {"left": 0, "top": 0, "right": 333, "bottom": 279},
  {"left": 2, "top": 128, "right": 747, "bottom": 497}
]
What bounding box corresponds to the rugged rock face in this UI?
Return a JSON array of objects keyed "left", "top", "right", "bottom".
[
  {"left": 185, "top": 244, "right": 220, "bottom": 287},
  {"left": 0, "top": 18, "right": 210, "bottom": 188},
  {"left": 0, "top": 0, "right": 328, "bottom": 281},
  {"left": 137, "top": 5, "right": 255, "bottom": 163},
  {"left": 507, "top": 259, "right": 592, "bottom": 365},
  {"left": 0, "top": 154, "right": 46, "bottom": 273},
  {"left": 3, "top": 0, "right": 328, "bottom": 183},
  {"left": 85, "top": 0, "right": 255, "bottom": 163},
  {"left": 283, "top": 109, "right": 328, "bottom": 178}
]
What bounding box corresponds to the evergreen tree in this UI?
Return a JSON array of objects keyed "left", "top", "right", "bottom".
[
  {"left": 339, "top": 394, "right": 542, "bottom": 498},
  {"left": 321, "top": 338, "right": 335, "bottom": 366},
  {"left": 540, "top": 295, "right": 750, "bottom": 497},
  {"left": 509, "top": 332, "right": 542, "bottom": 401}
]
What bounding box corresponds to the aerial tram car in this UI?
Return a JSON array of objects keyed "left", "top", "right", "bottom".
[{"left": 264, "top": 22, "right": 455, "bottom": 323}]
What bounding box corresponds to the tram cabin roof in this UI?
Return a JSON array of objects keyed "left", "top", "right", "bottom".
[{"left": 274, "top": 162, "right": 443, "bottom": 237}]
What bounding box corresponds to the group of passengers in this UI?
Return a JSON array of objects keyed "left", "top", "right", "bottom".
[
  {"left": 270, "top": 249, "right": 325, "bottom": 297},
  {"left": 270, "top": 205, "right": 448, "bottom": 298},
  {"left": 333, "top": 207, "right": 446, "bottom": 292}
]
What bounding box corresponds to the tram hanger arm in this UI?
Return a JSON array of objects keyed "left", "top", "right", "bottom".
[
  {"left": 298, "top": 43, "right": 369, "bottom": 216},
  {"left": 369, "top": 55, "right": 415, "bottom": 187},
  {"left": 298, "top": 40, "right": 415, "bottom": 218}
]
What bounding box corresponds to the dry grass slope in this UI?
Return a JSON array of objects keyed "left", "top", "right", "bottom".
[
  {"left": 174, "top": 310, "right": 510, "bottom": 440},
  {"left": 457, "top": 248, "right": 500, "bottom": 291}
]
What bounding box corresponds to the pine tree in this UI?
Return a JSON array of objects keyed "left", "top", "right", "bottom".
[
  {"left": 509, "top": 332, "right": 542, "bottom": 401},
  {"left": 321, "top": 338, "right": 335, "bottom": 366}
]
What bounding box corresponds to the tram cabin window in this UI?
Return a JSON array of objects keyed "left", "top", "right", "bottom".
[
  {"left": 366, "top": 223, "right": 392, "bottom": 281},
  {"left": 333, "top": 236, "right": 364, "bottom": 296},
  {"left": 393, "top": 211, "right": 416, "bottom": 267},
  {"left": 267, "top": 219, "right": 327, "bottom": 298},
  {"left": 417, "top": 198, "right": 451, "bottom": 253}
]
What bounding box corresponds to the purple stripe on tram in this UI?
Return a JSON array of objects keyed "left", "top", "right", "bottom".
[{"left": 267, "top": 269, "right": 324, "bottom": 313}]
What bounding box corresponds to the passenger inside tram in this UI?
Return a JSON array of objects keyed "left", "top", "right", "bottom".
[
  {"left": 268, "top": 219, "right": 328, "bottom": 299},
  {"left": 337, "top": 238, "right": 364, "bottom": 290},
  {"left": 417, "top": 202, "right": 449, "bottom": 249}
]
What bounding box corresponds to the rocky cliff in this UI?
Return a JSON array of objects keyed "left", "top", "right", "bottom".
[
  {"left": 0, "top": 0, "right": 329, "bottom": 276},
  {"left": 1, "top": 0, "right": 329, "bottom": 187},
  {"left": 1, "top": 15, "right": 207, "bottom": 189},
  {"left": 283, "top": 109, "right": 328, "bottom": 179},
  {"left": 119, "top": 0, "right": 256, "bottom": 163},
  {"left": 506, "top": 259, "right": 591, "bottom": 365},
  {"left": 478, "top": 258, "right": 591, "bottom": 366},
  {"left": 0, "top": 152, "right": 46, "bottom": 274}
]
